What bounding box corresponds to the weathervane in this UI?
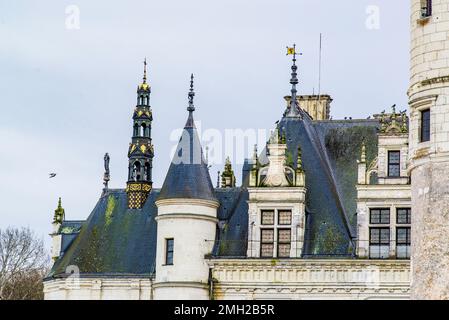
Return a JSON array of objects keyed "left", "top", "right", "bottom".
[{"left": 285, "top": 44, "right": 303, "bottom": 118}]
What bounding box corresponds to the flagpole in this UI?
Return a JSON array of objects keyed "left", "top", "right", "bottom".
[{"left": 318, "top": 33, "right": 322, "bottom": 100}]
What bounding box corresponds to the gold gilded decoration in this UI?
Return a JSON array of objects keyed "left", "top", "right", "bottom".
[
  {"left": 126, "top": 182, "right": 152, "bottom": 209},
  {"left": 140, "top": 145, "right": 147, "bottom": 153},
  {"left": 139, "top": 83, "right": 150, "bottom": 90}
]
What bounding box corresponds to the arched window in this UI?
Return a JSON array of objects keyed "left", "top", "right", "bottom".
[
  {"left": 134, "top": 161, "right": 142, "bottom": 181},
  {"left": 133, "top": 123, "right": 139, "bottom": 137},
  {"left": 142, "top": 123, "right": 147, "bottom": 137},
  {"left": 144, "top": 162, "right": 151, "bottom": 181}
]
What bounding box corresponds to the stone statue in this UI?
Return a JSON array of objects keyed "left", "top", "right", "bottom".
[{"left": 103, "top": 153, "right": 110, "bottom": 189}]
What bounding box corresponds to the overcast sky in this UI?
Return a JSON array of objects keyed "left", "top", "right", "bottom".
[{"left": 0, "top": 1, "right": 409, "bottom": 248}]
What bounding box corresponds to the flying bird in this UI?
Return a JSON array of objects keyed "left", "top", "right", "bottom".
[{"left": 49, "top": 173, "right": 57, "bottom": 178}]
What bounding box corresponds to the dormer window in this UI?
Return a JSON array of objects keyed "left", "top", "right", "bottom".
[
  {"left": 259, "top": 209, "right": 293, "bottom": 258},
  {"left": 421, "top": 0, "right": 432, "bottom": 18}
]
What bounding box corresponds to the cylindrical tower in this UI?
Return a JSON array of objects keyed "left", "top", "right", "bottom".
[
  {"left": 408, "top": 0, "right": 449, "bottom": 299},
  {"left": 153, "top": 75, "right": 219, "bottom": 300}
]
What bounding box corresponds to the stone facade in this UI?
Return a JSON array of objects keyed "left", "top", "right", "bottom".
[
  {"left": 207, "top": 259, "right": 410, "bottom": 300},
  {"left": 408, "top": 0, "right": 449, "bottom": 299},
  {"left": 44, "top": 277, "right": 154, "bottom": 300},
  {"left": 154, "top": 198, "right": 219, "bottom": 300}
]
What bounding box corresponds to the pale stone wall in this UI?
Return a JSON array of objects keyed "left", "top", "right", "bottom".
[
  {"left": 208, "top": 259, "right": 410, "bottom": 300},
  {"left": 409, "top": 0, "right": 449, "bottom": 299},
  {"left": 356, "top": 185, "right": 411, "bottom": 258},
  {"left": 153, "top": 198, "right": 219, "bottom": 300},
  {"left": 44, "top": 277, "right": 153, "bottom": 300},
  {"left": 377, "top": 134, "right": 409, "bottom": 183},
  {"left": 246, "top": 188, "right": 306, "bottom": 258}
]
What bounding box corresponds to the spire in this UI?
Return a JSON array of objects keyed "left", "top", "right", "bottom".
[
  {"left": 285, "top": 44, "right": 301, "bottom": 118},
  {"left": 157, "top": 75, "right": 217, "bottom": 202},
  {"left": 185, "top": 73, "right": 196, "bottom": 128},
  {"left": 127, "top": 60, "right": 154, "bottom": 209},
  {"left": 139, "top": 58, "right": 150, "bottom": 91},
  {"left": 188, "top": 73, "right": 195, "bottom": 113},
  {"left": 143, "top": 58, "right": 147, "bottom": 83},
  {"left": 53, "top": 197, "right": 65, "bottom": 224}
]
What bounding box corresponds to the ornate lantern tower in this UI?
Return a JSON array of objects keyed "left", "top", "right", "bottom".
[{"left": 126, "top": 59, "right": 154, "bottom": 209}]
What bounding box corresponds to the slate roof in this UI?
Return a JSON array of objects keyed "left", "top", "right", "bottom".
[
  {"left": 48, "top": 189, "right": 159, "bottom": 278},
  {"left": 47, "top": 112, "right": 381, "bottom": 278},
  {"left": 158, "top": 112, "right": 217, "bottom": 202}
]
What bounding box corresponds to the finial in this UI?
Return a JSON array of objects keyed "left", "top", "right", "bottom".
[
  {"left": 217, "top": 171, "right": 220, "bottom": 188},
  {"left": 221, "top": 157, "right": 236, "bottom": 188},
  {"left": 285, "top": 44, "right": 302, "bottom": 118},
  {"left": 53, "top": 197, "right": 65, "bottom": 224},
  {"left": 252, "top": 144, "right": 259, "bottom": 168},
  {"left": 143, "top": 58, "right": 147, "bottom": 84},
  {"left": 297, "top": 146, "right": 303, "bottom": 170},
  {"left": 361, "top": 141, "right": 366, "bottom": 163},
  {"left": 187, "top": 73, "right": 195, "bottom": 113}
]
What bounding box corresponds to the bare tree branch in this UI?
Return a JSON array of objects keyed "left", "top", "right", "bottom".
[{"left": 0, "top": 227, "right": 49, "bottom": 300}]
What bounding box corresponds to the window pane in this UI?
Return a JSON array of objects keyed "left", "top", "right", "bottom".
[
  {"left": 388, "top": 151, "right": 400, "bottom": 164},
  {"left": 261, "top": 229, "right": 274, "bottom": 243},
  {"left": 370, "top": 209, "right": 390, "bottom": 224},
  {"left": 167, "top": 239, "right": 174, "bottom": 251},
  {"left": 166, "top": 239, "right": 174, "bottom": 265},
  {"left": 278, "top": 229, "right": 291, "bottom": 243},
  {"left": 370, "top": 245, "right": 390, "bottom": 259},
  {"left": 278, "top": 210, "right": 292, "bottom": 225},
  {"left": 370, "top": 228, "right": 390, "bottom": 245},
  {"left": 397, "top": 227, "right": 411, "bottom": 245},
  {"left": 261, "top": 210, "right": 274, "bottom": 225},
  {"left": 261, "top": 244, "right": 274, "bottom": 257},
  {"left": 397, "top": 208, "right": 411, "bottom": 224},
  {"left": 278, "top": 244, "right": 291, "bottom": 258},
  {"left": 388, "top": 151, "right": 400, "bottom": 177},
  {"left": 396, "top": 245, "right": 411, "bottom": 259},
  {"left": 388, "top": 164, "right": 400, "bottom": 177},
  {"left": 370, "top": 209, "right": 380, "bottom": 224},
  {"left": 380, "top": 229, "right": 390, "bottom": 244},
  {"left": 421, "top": 109, "right": 430, "bottom": 142}
]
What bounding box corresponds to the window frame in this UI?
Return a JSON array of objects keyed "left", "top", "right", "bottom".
[
  {"left": 278, "top": 210, "right": 292, "bottom": 225},
  {"left": 396, "top": 227, "right": 411, "bottom": 259},
  {"left": 420, "top": 109, "right": 431, "bottom": 143},
  {"left": 421, "top": 0, "right": 432, "bottom": 17},
  {"left": 397, "top": 208, "right": 412, "bottom": 225},
  {"left": 369, "top": 208, "right": 390, "bottom": 225},
  {"left": 261, "top": 210, "right": 275, "bottom": 225},
  {"left": 277, "top": 228, "right": 292, "bottom": 258},
  {"left": 259, "top": 209, "right": 293, "bottom": 258},
  {"left": 260, "top": 228, "right": 275, "bottom": 258},
  {"left": 165, "top": 238, "right": 174, "bottom": 265},
  {"left": 369, "top": 227, "right": 390, "bottom": 259},
  {"left": 387, "top": 151, "right": 401, "bottom": 177}
]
